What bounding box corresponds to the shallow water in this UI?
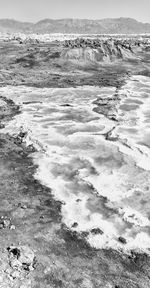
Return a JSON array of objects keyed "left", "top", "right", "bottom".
[{"left": 1, "top": 76, "right": 150, "bottom": 254}]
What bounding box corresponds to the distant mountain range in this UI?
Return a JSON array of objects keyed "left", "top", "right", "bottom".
[{"left": 0, "top": 18, "right": 150, "bottom": 34}]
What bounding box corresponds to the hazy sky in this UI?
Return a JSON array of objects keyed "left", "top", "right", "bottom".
[{"left": 0, "top": 0, "right": 149, "bottom": 23}]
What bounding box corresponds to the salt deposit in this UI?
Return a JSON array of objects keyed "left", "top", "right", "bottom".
[{"left": 1, "top": 76, "right": 150, "bottom": 254}]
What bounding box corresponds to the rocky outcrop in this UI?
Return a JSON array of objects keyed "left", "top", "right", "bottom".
[
  {"left": 8, "top": 245, "right": 36, "bottom": 274},
  {"left": 62, "top": 38, "right": 140, "bottom": 62}
]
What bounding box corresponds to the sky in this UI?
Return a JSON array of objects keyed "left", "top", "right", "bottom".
[{"left": 0, "top": 0, "right": 149, "bottom": 23}]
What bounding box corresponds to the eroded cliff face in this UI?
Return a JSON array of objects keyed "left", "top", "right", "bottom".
[{"left": 62, "top": 39, "right": 143, "bottom": 63}]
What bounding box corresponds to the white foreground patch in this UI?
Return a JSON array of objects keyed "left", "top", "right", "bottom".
[{"left": 1, "top": 79, "right": 150, "bottom": 254}]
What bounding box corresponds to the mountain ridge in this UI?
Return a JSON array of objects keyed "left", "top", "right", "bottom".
[{"left": 0, "top": 17, "right": 150, "bottom": 34}]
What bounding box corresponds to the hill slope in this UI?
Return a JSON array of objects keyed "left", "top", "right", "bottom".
[
  {"left": 0, "top": 18, "right": 150, "bottom": 34},
  {"left": 0, "top": 19, "right": 33, "bottom": 33}
]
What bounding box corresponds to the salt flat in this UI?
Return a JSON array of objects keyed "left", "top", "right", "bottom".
[
  {"left": 1, "top": 75, "right": 150, "bottom": 255},
  {"left": 0, "top": 37, "right": 150, "bottom": 287}
]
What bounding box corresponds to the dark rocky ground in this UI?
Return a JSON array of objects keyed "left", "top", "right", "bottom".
[
  {"left": 0, "top": 39, "right": 150, "bottom": 287},
  {"left": 0, "top": 38, "right": 149, "bottom": 88}
]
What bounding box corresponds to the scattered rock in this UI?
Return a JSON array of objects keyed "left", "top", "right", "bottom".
[
  {"left": 18, "top": 131, "right": 27, "bottom": 139},
  {"left": 26, "top": 144, "right": 36, "bottom": 153},
  {"left": 10, "top": 225, "right": 16, "bottom": 230},
  {"left": 10, "top": 269, "right": 21, "bottom": 279},
  {"left": 7, "top": 245, "right": 36, "bottom": 275},
  {"left": 91, "top": 228, "right": 104, "bottom": 235},
  {"left": 18, "top": 203, "right": 27, "bottom": 210},
  {"left": 71, "top": 222, "right": 78, "bottom": 228},
  {"left": 14, "top": 137, "right": 23, "bottom": 145},
  {"left": 0, "top": 217, "right": 11, "bottom": 229},
  {"left": 81, "top": 231, "right": 89, "bottom": 237},
  {"left": 0, "top": 124, "right": 5, "bottom": 129},
  {"left": 118, "top": 236, "right": 127, "bottom": 244},
  {"left": 61, "top": 104, "right": 72, "bottom": 107},
  {"left": 76, "top": 198, "right": 81, "bottom": 202}
]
